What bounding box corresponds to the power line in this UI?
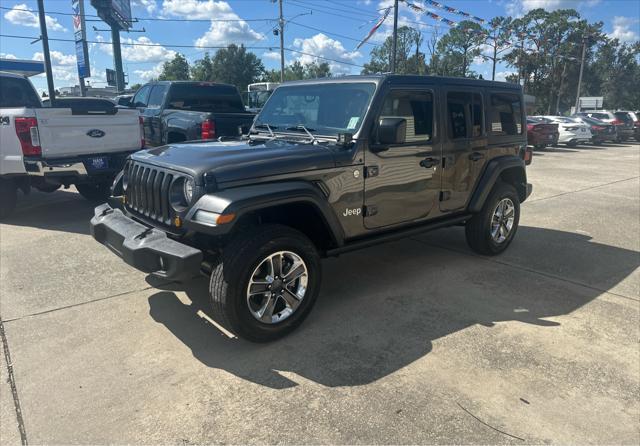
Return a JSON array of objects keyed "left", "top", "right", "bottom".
[
  {"left": 288, "top": 20, "right": 380, "bottom": 47},
  {"left": 0, "top": 34, "right": 365, "bottom": 68}
]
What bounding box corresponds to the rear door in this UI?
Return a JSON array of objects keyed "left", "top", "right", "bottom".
[
  {"left": 364, "top": 87, "right": 441, "bottom": 229},
  {"left": 141, "top": 84, "right": 168, "bottom": 146},
  {"left": 131, "top": 84, "right": 152, "bottom": 143}
]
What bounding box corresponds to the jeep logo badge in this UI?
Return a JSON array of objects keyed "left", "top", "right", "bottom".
[{"left": 87, "top": 129, "right": 105, "bottom": 138}]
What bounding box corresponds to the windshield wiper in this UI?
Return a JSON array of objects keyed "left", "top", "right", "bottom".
[
  {"left": 254, "top": 123, "right": 278, "bottom": 137},
  {"left": 285, "top": 124, "right": 317, "bottom": 143}
]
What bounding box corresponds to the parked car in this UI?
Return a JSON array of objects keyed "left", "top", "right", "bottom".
[
  {"left": 614, "top": 111, "right": 639, "bottom": 142},
  {"left": 535, "top": 115, "right": 592, "bottom": 146},
  {"left": 576, "top": 110, "right": 633, "bottom": 142},
  {"left": 527, "top": 117, "right": 559, "bottom": 149},
  {"left": 43, "top": 97, "right": 117, "bottom": 109},
  {"left": 0, "top": 72, "right": 143, "bottom": 218},
  {"left": 128, "top": 81, "right": 256, "bottom": 146},
  {"left": 571, "top": 115, "right": 617, "bottom": 144},
  {"left": 91, "top": 74, "right": 532, "bottom": 341}
]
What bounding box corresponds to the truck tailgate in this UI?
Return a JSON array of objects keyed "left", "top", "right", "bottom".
[
  {"left": 35, "top": 108, "right": 140, "bottom": 158},
  {"left": 213, "top": 112, "right": 255, "bottom": 136}
]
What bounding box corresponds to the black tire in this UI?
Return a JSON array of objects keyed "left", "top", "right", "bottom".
[
  {"left": 465, "top": 182, "right": 520, "bottom": 256},
  {"left": 566, "top": 141, "right": 578, "bottom": 147},
  {"left": 0, "top": 179, "right": 17, "bottom": 219},
  {"left": 75, "top": 181, "right": 112, "bottom": 202},
  {"left": 209, "top": 224, "right": 322, "bottom": 342}
]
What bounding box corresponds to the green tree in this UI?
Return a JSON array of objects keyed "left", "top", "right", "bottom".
[
  {"left": 362, "top": 26, "right": 428, "bottom": 75},
  {"left": 590, "top": 39, "right": 640, "bottom": 110},
  {"left": 431, "top": 20, "right": 485, "bottom": 78},
  {"left": 304, "top": 61, "right": 332, "bottom": 79},
  {"left": 129, "top": 83, "right": 142, "bottom": 91},
  {"left": 190, "top": 52, "right": 214, "bottom": 81},
  {"left": 264, "top": 60, "right": 332, "bottom": 82},
  {"left": 158, "top": 53, "right": 190, "bottom": 81},
  {"left": 209, "top": 44, "right": 264, "bottom": 93}
]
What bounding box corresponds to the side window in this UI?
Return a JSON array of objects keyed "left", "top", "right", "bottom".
[
  {"left": 489, "top": 93, "right": 522, "bottom": 135},
  {"left": 0, "top": 77, "right": 41, "bottom": 108},
  {"left": 147, "top": 85, "right": 168, "bottom": 109},
  {"left": 132, "top": 85, "right": 151, "bottom": 108},
  {"left": 379, "top": 90, "right": 434, "bottom": 143},
  {"left": 472, "top": 93, "right": 483, "bottom": 137},
  {"left": 447, "top": 92, "right": 469, "bottom": 139}
]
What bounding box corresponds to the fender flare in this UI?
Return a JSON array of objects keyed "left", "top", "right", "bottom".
[
  {"left": 184, "top": 181, "right": 345, "bottom": 246},
  {"left": 468, "top": 155, "right": 527, "bottom": 213}
]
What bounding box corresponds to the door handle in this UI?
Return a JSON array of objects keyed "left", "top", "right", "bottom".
[
  {"left": 420, "top": 157, "right": 439, "bottom": 168},
  {"left": 469, "top": 152, "right": 485, "bottom": 161}
]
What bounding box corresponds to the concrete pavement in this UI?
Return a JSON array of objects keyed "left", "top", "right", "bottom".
[{"left": 1, "top": 142, "right": 638, "bottom": 444}]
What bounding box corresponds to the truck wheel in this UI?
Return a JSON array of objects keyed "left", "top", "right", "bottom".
[
  {"left": 465, "top": 182, "right": 520, "bottom": 256},
  {"left": 209, "top": 224, "right": 322, "bottom": 342},
  {"left": 0, "top": 179, "right": 18, "bottom": 219},
  {"left": 76, "top": 182, "right": 111, "bottom": 202}
]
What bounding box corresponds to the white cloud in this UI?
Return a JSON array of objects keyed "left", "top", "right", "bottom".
[
  {"left": 134, "top": 62, "right": 164, "bottom": 81},
  {"left": 132, "top": 0, "right": 157, "bottom": 14},
  {"left": 97, "top": 36, "right": 177, "bottom": 62},
  {"left": 32, "top": 51, "right": 78, "bottom": 83},
  {"left": 292, "top": 33, "right": 361, "bottom": 75},
  {"left": 33, "top": 51, "right": 76, "bottom": 66},
  {"left": 495, "top": 71, "right": 517, "bottom": 82},
  {"left": 4, "top": 3, "right": 67, "bottom": 32},
  {"left": 1, "top": 53, "right": 18, "bottom": 59},
  {"left": 161, "top": 0, "right": 265, "bottom": 46},
  {"left": 262, "top": 51, "right": 281, "bottom": 61},
  {"left": 608, "top": 16, "right": 639, "bottom": 43},
  {"left": 506, "top": 0, "right": 601, "bottom": 15}
]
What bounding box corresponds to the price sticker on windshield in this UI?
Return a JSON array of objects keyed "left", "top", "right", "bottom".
[{"left": 347, "top": 117, "right": 360, "bottom": 130}]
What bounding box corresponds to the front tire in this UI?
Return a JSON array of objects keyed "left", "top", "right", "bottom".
[
  {"left": 209, "top": 224, "right": 322, "bottom": 342},
  {"left": 75, "top": 181, "right": 112, "bottom": 202},
  {"left": 0, "top": 179, "right": 17, "bottom": 219},
  {"left": 465, "top": 182, "right": 520, "bottom": 256}
]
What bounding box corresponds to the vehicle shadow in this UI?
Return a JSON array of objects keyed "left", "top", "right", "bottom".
[
  {"left": 1, "top": 188, "right": 94, "bottom": 235},
  {"left": 146, "top": 226, "right": 639, "bottom": 389}
]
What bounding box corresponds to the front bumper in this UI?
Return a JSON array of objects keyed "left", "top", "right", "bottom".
[{"left": 90, "top": 204, "right": 203, "bottom": 281}]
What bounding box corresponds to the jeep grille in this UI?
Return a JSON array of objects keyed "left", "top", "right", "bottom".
[{"left": 124, "top": 161, "right": 175, "bottom": 225}]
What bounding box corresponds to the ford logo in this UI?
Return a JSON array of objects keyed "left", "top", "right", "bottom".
[{"left": 87, "top": 129, "right": 105, "bottom": 138}]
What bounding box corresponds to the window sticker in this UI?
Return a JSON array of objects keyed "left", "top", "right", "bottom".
[
  {"left": 347, "top": 116, "right": 360, "bottom": 130},
  {"left": 492, "top": 122, "right": 502, "bottom": 132}
]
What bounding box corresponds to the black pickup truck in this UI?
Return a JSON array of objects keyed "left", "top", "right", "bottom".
[
  {"left": 92, "top": 75, "right": 532, "bottom": 342},
  {"left": 126, "top": 81, "right": 255, "bottom": 146}
]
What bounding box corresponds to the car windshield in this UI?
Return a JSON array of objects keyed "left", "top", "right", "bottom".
[{"left": 255, "top": 82, "right": 377, "bottom": 136}]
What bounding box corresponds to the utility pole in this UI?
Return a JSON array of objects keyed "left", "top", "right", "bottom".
[
  {"left": 390, "top": 0, "right": 399, "bottom": 73},
  {"left": 36, "top": 0, "right": 55, "bottom": 103},
  {"left": 278, "top": 0, "right": 285, "bottom": 82},
  {"left": 111, "top": 27, "right": 125, "bottom": 93},
  {"left": 574, "top": 34, "right": 587, "bottom": 113}
]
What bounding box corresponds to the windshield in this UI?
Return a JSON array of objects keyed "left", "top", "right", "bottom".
[
  {"left": 248, "top": 90, "right": 273, "bottom": 109},
  {"left": 255, "top": 82, "right": 377, "bottom": 135}
]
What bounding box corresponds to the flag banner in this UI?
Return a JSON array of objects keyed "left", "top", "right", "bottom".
[
  {"left": 356, "top": 7, "right": 391, "bottom": 50},
  {"left": 402, "top": 0, "right": 486, "bottom": 24}
]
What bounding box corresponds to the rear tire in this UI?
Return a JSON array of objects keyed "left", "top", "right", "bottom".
[
  {"left": 465, "top": 182, "right": 520, "bottom": 256},
  {"left": 209, "top": 224, "right": 322, "bottom": 342},
  {"left": 0, "top": 179, "right": 17, "bottom": 219},
  {"left": 76, "top": 181, "right": 112, "bottom": 202}
]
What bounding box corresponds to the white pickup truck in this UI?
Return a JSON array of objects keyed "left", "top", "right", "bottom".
[{"left": 0, "top": 72, "right": 143, "bottom": 218}]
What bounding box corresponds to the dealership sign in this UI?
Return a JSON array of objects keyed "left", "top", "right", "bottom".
[{"left": 71, "top": 0, "right": 90, "bottom": 79}]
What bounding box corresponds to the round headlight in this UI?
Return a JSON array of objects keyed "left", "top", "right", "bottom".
[
  {"left": 184, "top": 178, "right": 194, "bottom": 203},
  {"left": 169, "top": 177, "right": 189, "bottom": 211}
]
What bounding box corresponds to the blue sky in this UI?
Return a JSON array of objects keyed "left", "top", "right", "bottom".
[{"left": 1, "top": 0, "right": 638, "bottom": 94}]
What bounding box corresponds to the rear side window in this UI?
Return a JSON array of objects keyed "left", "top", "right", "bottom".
[
  {"left": 167, "top": 84, "right": 244, "bottom": 112},
  {"left": 472, "top": 93, "right": 483, "bottom": 137},
  {"left": 447, "top": 92, "right": 468, "bottom": 139},
  {"left": 614, "top": 112, "right": 632, "bottom": 123},
  {"left": 147, "top": 85, "right": 168, "bottom": 109},
  {"left": 379, "top": 90, "right": 434, "bottom": 143},
  {"left": 589, "top": 112, "right": 609, "bottom": 120},
  {"left": 489, "top": 93, "right": 522, "bottom": 135},
  {"left": 0, "top": 77, "right": 41, "bottom": 108}
]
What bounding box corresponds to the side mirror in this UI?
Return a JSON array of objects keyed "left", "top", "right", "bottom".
[{"left": 377, "top": 117, "right": 406, "bottom": 145}]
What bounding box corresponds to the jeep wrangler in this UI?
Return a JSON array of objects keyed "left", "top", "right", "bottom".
[{"left": 91, "top": 75, "right": 532, "bottom": 342}]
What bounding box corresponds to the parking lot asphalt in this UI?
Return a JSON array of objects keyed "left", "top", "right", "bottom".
[{"left": 1, "top": 142, "right": 638, "bottom": 445}]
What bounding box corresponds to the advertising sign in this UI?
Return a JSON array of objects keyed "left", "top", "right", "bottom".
[
  {"left": 71, "top": 0, "right": 90, "bottom": 78},
  {"left": 110, "top": 0, "right": 132, "bottom": 30}
]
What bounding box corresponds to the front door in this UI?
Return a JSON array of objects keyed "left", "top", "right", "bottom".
[{"left": 364, "top": 88, "right": 441, "bottom": 229}]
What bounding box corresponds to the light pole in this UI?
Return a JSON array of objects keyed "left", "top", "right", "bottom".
[
  {"left": 390, "top": 0, "right": 399, "bottom": 73},
  {"left": 36, "top": 0, "right": 55, "bottom": 102},
  {"left": 278, "top": 0, "right": 285, "bottom": 82},
  {"left": 574, "top": 34, "right": 587, "bottom": 113}
]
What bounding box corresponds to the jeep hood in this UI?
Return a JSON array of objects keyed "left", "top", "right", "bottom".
[{"left": 131, "top": 139, "right": 337, "bottom": 184}]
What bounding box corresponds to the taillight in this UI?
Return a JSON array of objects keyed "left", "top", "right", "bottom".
[
  {"left": 592, "top": 125, "right": 604, "bottom": 131},
  {"left": 139, "top": 116, "right": 145, "bottom": 149},
  {"left": 14, "top": 117, "right": 41, "bottom": 156},
  {"left": 527, "top": 124, "right": 534, "bottom": 131},
  {"left": 611, "top": 119, "right": 623, "bottom": 126},
  {"left": 201, "top": 119, "right": 216, "bottom": 140}
]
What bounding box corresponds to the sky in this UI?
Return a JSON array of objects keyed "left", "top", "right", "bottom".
[{"left": 1, "top": 0, "right": 639, "bottom": 94}]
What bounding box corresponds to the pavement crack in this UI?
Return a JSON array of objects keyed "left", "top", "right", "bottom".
[
  {"left": 0, "top": 317, "right": 29, "bottom": 445},
  {"left": 409, "top": 238, "right": 640, "bottom": 303},
  {"left": 3, "top": 280, "right": 176, "bottom": 323},
  {"left": 457, "top": 402, "right": 525, "bottom": 442},
  {"left": 526, "top": 176, "right": 639, "bottom": 203}
]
